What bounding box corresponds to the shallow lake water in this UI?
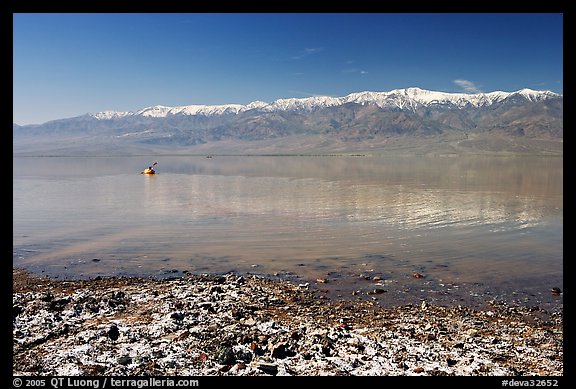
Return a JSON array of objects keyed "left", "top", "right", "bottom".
[{"left": 13, "top": 155, "right": 563, "bottom": 308}]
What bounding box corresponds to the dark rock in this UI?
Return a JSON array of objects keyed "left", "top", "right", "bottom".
[
  {"left": 49, "top": 298, "right": 70, "bottom": 311},
  {"left": 105, "top": 293, "right": 126, "bottom": 308},
  {"left": 396, "top": 360, "right": 407, "bottom": 369},
  {"left": 302, "top": 351, "right": 312, "bottom": 360},
  {"left": 551, "top": 287, "right": 561, "bottom": 296},
  {"left": 235, "top": 349, "right": 253, "bottom": 362},
  {"left": 216, "top": 346, "right": 236, "bottom": 365},
  {"left": 257, "top": 362, "right": 278, "bottom": 376},
  {"left": 107, "top": 325, "right": 120, "bottom": 341},
  {"left": 369, "top": 288, "right": 386, "bottom": 295},
  {"left": 290, "top": 330, "right": 302, "bottom": 340},
  {"left": 170, "top": 312, "right": 185, "bottom": 321},
  {"left": 492, "top": 355, "right": 510, "bottom": 362},
  {"left": 86, "top": 304, "right": 100, "bottom": 314},
  {"left": 152, "top": 350, "right": 166, "bottom": 359},
  {"left": 316, "top": 334, "right": 335, "bottom": 356},
  {"left": 250, "top": 342, "right": 265, "bottom": 356},
  {"left": 429, "top": 368, "right": 449, "bottom": 376},
  {"left": 40, "top": 293, "right": 54, "bottom": 302},
  {"left": 92, "top": 258, "right": 101, "bottom": 262},
  {"left": 13, "top": 305, "right": 23, "bottom": 320},
  {"left": 271, "top": 342, "right": 287, "bottom": 359},
  {"left": 216, "top": 275, "right": 227, "bottom": 284},
  {"left": 117, "top": 356, "right": 132, "bottom": 365}
]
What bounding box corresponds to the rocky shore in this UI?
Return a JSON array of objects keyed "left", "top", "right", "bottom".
[{"left": 13, "top": 268, "right": 562, "bottom": 376}]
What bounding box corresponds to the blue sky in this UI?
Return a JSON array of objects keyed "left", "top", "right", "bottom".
[{"left": 13, "top": 13, "right": 563, "bottom": 125}]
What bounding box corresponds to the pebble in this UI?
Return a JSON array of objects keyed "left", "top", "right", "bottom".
[
  {"left": 270, "top": 342, "right": 288, "bottom": 359},
  {"left": 216, "top": 346, "right": 236, "bottom": 365},
  {"left": 117, "top": 356, "right": 132, "bottom": 366},
  {"left": 107, "top": 325, "right": 120, "bottom": 341},
  {"left": 256, "top": 362, "right": 278, "bottom": 375},
  {"left": 243, "top": 318, "right": 256, "bottom": 326},
  {"left": 368, "top": 288, "right": 386, "bottom": 295}
]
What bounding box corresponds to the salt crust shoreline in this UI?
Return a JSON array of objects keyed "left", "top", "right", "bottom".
[{"left": 13, "top": 268, "right": 562, "bottom": 376}]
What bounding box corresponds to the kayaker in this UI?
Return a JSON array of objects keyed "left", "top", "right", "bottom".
[
  {"left": 142, "top": 164, "right": 156, "bottom": 174},
  {"left": 141, "top": 161, "right": 158, "bottom": 174}
]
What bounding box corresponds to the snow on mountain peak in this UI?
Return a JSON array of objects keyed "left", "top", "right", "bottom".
[
  {"left": 515, "top": 88, "right": 558, "bottom": 102},
  {"left": 136, "top": 105, "right": 173, "bottom": 117},
  {"left": 90, "top": 88, "right": 560, "bottom": 120},
  {"left": 89, "top": 111, "right": 132, "bottom": 120},
  {"left": 245, "top": 101, "right": 269, "bottom": 110}
]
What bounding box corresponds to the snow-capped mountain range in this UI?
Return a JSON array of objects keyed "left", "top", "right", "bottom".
[
  {"left": 14, "top": 87, "right": 563, "bottom": 155},
  {"left": 90, "top": 87, "right": 560, "bottom": 120}
]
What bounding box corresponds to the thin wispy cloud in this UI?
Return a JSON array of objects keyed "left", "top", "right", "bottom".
[
  {"left": 342, "top": 68, "right": 368, "bottom": 75},
  {"left": 342, "top": 60, "right": 367, "bottom": 75},
  {"left": 288, "top": 90, "right": 334, "bottom": 98},
  {"left": 291, "top": 47, "right": 323, "bottom": 60},
  {"left": 453, "top": 79, "right": 482, "bottom": 93}
]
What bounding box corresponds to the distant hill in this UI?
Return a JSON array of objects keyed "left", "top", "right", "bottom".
[{"left": 13, "top": 87, "right": 563, "bottom": 155}]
